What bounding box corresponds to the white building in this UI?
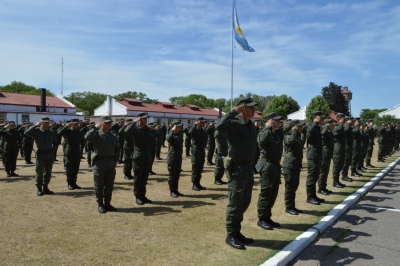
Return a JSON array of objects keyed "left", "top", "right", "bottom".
[
  {"left": 287, "top": 106, "right": 307, "bottom": 120},
  {"left": 379, "top": 104, "right": 400, "bottom": 119},
  {"left": 0, "top": 90, "right": 83, "bottom": 123}
]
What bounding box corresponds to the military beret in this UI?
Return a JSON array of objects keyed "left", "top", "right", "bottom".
[
  {"left": 126, "top": 118, "right": 133, "bottom": 122},
  {"left": 264, "top": 112, "right": 282, "bottom": 120},
  {"left": 171, "top": 121, "right": 183, "bottom": 127},
  {"left": 136, "top": 112, "right": 148, "bottom": 119},
  {"left": 101, "top": 116, "right": 113, "bottom": 123},
  {"left": 236, "top": 97, "right": 258, "bottom": 107},
  {"left": 311, "top": 111, "right": 327, "bottom": 118},
  {"left": 196, "top": 117, "right": 206, "bottom": 122},
  {"left": 336, "top": 113, "right": 345, "bottom": 119}
]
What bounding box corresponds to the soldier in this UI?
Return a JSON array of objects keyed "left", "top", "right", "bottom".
[
  {"left": 395, "top": 122, "right": 400, "bottom": 151},
  {"left": 341, "top": 117, "right": 354, "bottom": 182},
  {"left": 19, "top": 122, "right": 34, "bottom": 164},
  {"left": 350, "top": 118, "right": 363, "bottom": 177},
  {"left": 0, "top": 121, "right": 21, "bottom": 177},
  {"left": 357, "top": 123, "right": 369, "bottom": 172},
  {"left": 148, "top": 123, "right": 157, "bottom": 175},
  {"left": 189, "top": 116, "right": 207, "bottom": 191},
  {"left": 118, "top": 119, "right": 134, "bottom": 180},
  {"left": 282, "top": 119, "right": 304, "bottom": 215},
  {"left": 125, "top": 112, "right": 153, "bottom": 205},
  {"left": 318, "top": 119, "right": 335, "bottom": 196},
  {"left": 214, "top": 128, "right": 228, "bottom": 185},
  {"left": 112, "top": 119, "right": 125, "bottom": 164},
  {"left": 332, "top": 113, "right": 347, "bottom": 188},
  {"left": 155, "top": 124, "right": 163, "bottom": 160},
  {"left": 167, "top": 121, "right": 184, "bottom": 197},
  {"left": 0, "top": 118, "right": 4, "bottom": 166},
  {"left": 216, "top": 97, "right": 258, "bottom": 250},
  {"left": 161, "top": 122, "right": 167, "bottom": 147},
  {"left": 206, "top": 121, "right": 216, "bottom": 166},
  {"left": 255, "top": 112, "right": 283, "bottom": 230},
  {"left": 25, "top": 116, "right": 58, "bottom": 196},
  {"left": 52, "top": 121, "right": 62, "bottom": 161},
  {"left": 377, "top": 121, "right": 386, "bottom": 162},
  {"left": 57, "top": 118, "right": 85, "bottom": 189},
  {"left": 86, "top": 122, "right": 95, "bottom": 167},
  {"left": 364, "top": 119, "right": 376, "bottom": 168},
  {"left": 183, "top": 124, "right": 192, "bottom": 157},
  {"left": 85, "top": 116, "right": 119, "bottom": 213},
  {"left": 306, "top": 111, "right": 326, "bottom": 205}
]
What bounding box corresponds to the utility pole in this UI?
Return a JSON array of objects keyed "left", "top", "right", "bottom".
[{"left": 61, "top": 57, "right": 64, "bottom": 96}]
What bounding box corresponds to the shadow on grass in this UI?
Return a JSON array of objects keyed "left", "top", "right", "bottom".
[
  {"left": 0, "top": 175, "right": 34, "bottom": 182},
  {"left": 118, "top": 206, "right": 181, "bottom": 215},
  {"left": 157, "top": 199, "right": 216, "bottom": 208},
  {"left": 184, "top": 193, "right": 227, "bottom": 200},
  {"left": 249, "top": 239, "right": 291, "bottom": 250},
  {"left": 283, "top": 223, "right": 317, "bottom": 232},
  {"left": 54, "top": 189, "right": 94, "bottom": 198}
]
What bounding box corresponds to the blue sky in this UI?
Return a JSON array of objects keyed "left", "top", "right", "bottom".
[{"left": 1, "top": 0, "right": 400, "bottom": 116}]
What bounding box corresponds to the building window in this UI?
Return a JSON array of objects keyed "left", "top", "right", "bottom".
[
  {"left": 64, "top": 109, "right": 67, "bottom": 113},
  {"left": 36, "top": 107, "right": 40, "bottom": 112},
  {"left": 22, "top": 114, "right": 29, "bottom": 123}
]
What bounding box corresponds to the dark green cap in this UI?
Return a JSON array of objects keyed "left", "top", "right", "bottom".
[
  {"left": 171, "top": 121, "right": 183, "bottom": 127},
  {"left": 312, "top": 111, "right": 327, "bottom": 118},
  {"left": 196, "top": 117, "right": 206, "bottom": 122},
  {"left": 236, "top": 97, "right": 258, "bottom": 107},
  {"left": 336, "top": 113, "right": 345, "bottom": 119},
  {"left": 137, "top": 112, "right": 148, "bottom": 119},
  {"left": 264, "top": 112, "right": 282, "bottom": 120},
  {"left": 101, "top": 116, "right": 113, "bottom": 123}
]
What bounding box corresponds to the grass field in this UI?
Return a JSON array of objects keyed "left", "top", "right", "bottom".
[{"left": 0, "top": 146, "right": 398, "bottom": 266}]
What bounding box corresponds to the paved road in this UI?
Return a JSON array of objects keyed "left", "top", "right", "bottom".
[{"left": 294, "top": 164, "right": 400, "bottom": 266}]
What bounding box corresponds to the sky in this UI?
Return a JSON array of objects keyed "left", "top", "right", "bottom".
[{"left": 1, "top": 0, "right": 400, "bottom": 116}]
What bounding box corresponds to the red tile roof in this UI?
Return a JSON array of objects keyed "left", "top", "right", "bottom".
[
  {"left": 0, "top": 92, "right": 73, "bottom": 108},
  {"left": 118, "top": 99, "right": 220, "bottom": 116}
]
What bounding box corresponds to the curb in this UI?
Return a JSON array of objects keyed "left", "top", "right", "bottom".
[{"left": 260, "top": 157, "right": 400, "bottom": 266}]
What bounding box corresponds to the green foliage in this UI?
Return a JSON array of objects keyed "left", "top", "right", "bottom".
[
  {"left": 321, "top": 82, "right": 349, "bottom": 115},
  {"left": 113, "top": 91, "right": 157, "bottom": 103},
  {"left": 169, "top": 94, "right": 224, "bottom": 109},
  {"left": 0, "top": 81, "right": 55, "bottom": 96},
  {"left": 223, "top": 93, "right": 275, "bottom": 113},
  {"left": 360, "top": 108, "right": 387, "bottom": 123},
  {"left": 263, "top": 94, "right": 300, "bottom": 119},
  {"left": 378, "top": 114, "right": 399, "bottom": 124},
  {"left": 65, "top": 91, "right": 107, "bottom": 116},
  {"left": 306, "top": 95, "right": 331, "bottom": 122}
]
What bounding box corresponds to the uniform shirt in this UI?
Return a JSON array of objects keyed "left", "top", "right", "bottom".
[
  {"left": 215, "top": 130, "right": 228, "bottom": 156},
  {"left": 189, "top": 125, "right": 207, "bottom": 153},
  {"left": 282, "top": 129, "right": 303, "bottom": 170},
  {"left": 352, "top": 125, "right": 361, "bottom": 154},
  {"left": 206, "top": 125, "right": 215, "bottom": 148},
  {"left": 0, "top": 128, "right": 20, "bottom": 150},
  {"left": 24, "top": 125, "right": 56, "bottom": 151},
  {"left": 167, "top": 130, "right": 183, "bottom": 160},
  {"left": 57, "top": 126, "right": 85, "bottom": 155},
  {"left": 124, "top": 123, "right": 151, "bottom": 161},
  {"left": 118, "top": 124, "right": 134, "bottom": 150},
  {"left": 306, "top": 122, "right": 322, "bottom": 160},
  {"left": 85, "top": 128, "right": 118, "bottom": 156},
  {"left": 257, "top": 125, "right": 282, "bottom": 161}
]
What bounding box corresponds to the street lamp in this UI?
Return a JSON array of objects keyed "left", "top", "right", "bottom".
[{"left": 341, "top": 86, "right": 353, "bottom": 116}]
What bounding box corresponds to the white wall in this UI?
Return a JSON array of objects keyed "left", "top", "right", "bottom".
[
  {"left": 288, "top": 106, "right": 307, "bottom": 120},
  {"left": 379, "top": 104, "right": 400, "bottom": 118}
]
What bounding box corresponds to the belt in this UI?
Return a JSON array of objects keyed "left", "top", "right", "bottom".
[
  {"left": 97, "top": 155, "right": 114, "bottom": 160},
  {"left": 232, "top": 160, "right": 252, "bottom": 167}
]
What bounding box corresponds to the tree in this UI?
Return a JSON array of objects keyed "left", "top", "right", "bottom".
[
  {"left": 360, "top": 108, "right": 387, "bottom": 122},
  {"left": 321, "top": 82, "right": 349, "bottom": 115},
  {"left": 113, "top": 91, "right": 157, "bottom": 103},
  {"left": 306, "top": 95, "right": 331, "bottom": 122},
  {"left": 223, "top": 93, "right": 276, "bottom": 113},
  {"left": 169, "top": 94, "right": 209, "bottom": 108},
  {"left": 378, "top": 114, "right": 399, "bottom": 124},
  {"left": 263, "top": 94, "right": 300, "bottom": 119},
  {"left": 64, "top": 91, "right": 107, "bottom": 115},
  {"left": 0, "top": 81, "right": 55, "bottom": 96}
]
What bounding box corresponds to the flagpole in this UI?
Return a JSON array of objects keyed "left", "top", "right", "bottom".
[{"left": 230, "top": 0, "right": 234, "bottom": 110}]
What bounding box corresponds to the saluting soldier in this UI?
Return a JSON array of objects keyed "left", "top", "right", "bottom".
[
  {"left": 112, "top": 119, "right": 125, "bottom": 164},
  {"left": 86, "top": 122, "right": 95, "bottom": 167},
  {"left": 377, "top": 121, "right": 387, "bottom": 162},
  {"left": 118, "top": 118, "right": 134, "bottom": 180},
  {"left": 206, "top": 121, "right": 216, "bottom": 166},
  {"left": 305, "top": 111, "right": 326, "bottom": 205},
  {"left": 216, "top": 97, "right": 258, "bottom": 250},
  {"left": 332, "top": 113, "right": 347, "bottom": 188},
  {"left": 0, "top": 121, "right": 21, "bottom": 177},
  {"left": 20, "top": 122, "right": 34, "bottom": 164},
  {"left": 350, "top": 118, "right": 362, "bottom": 177},
  {"left": 183, "top": 124, "right": 192, "bottom": 157},
  {"left": 214, "top": 128, "right": 228, "bottom": 185},
  {"left": 189, "top": 116, "right": 207, "bottom": 191},
  {"left": 317, "top": 119, "right": 334, "bottom": 196},
  {"left": 85, "top": 116, "right": 119, "bottom": 213},
  {"left": 364, "top": 119, "right": 376, "bottom": 168},
  {"left": 25, "top": 116, "right": 58, "bottom": 196},
  {"left": 167, "top": 121, "right": 184, "bottom": 197},
  {"left": 155, "top": 124, "right": 163, "bottom": 160},
  {"left": 255, "top": 112, "right": 283, "bottom": 230},
  {"left": 57, "top": 118, "right": 85, "bottom": 190},
  {"left": 282, "top": 119, "right": 305, "bottom": 215},
  {"left": 357, "top": 123, "right": 369, "bottom": 172},
  {"left": 148, "top": 122, "right": 157, "bottom": 175},
  {"left": 161, "top": 122, "right": 167, "bottom": 147},
  {"left": 124, "top": 112, "right": 153, "bottom": 205},
  {"left": 341, "top": 117, "right": 354, "bottom": 182}
]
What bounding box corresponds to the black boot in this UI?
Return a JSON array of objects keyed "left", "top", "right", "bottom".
[
  {"left": 97, "top": 199, "right": 106, "bottom": 213},
  {"left": 6, "top": 171, "right": 11, "bottom": 178},
  {"left": 36, "top": 184, "right": 44, "bottom": 196},
  {"left": 105, "top": 201, "right": 117, "bottom": 212},
  {"left": 43, "top": 185, "right": 54, "bottom": 195}
]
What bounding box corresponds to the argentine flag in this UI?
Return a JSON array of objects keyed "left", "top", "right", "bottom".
[{"left": 233, "top": 0, "right": 255, "bottom": 52}]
